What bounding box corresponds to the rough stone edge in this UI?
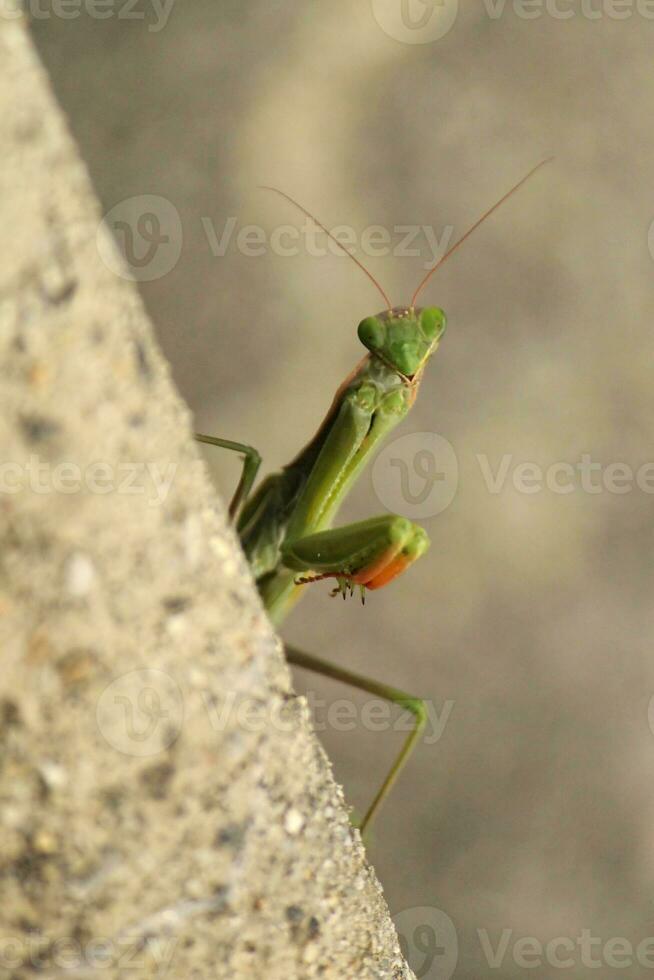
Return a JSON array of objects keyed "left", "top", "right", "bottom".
[{"left": 0, "top": 10, "right": 414, "bottom": 980}]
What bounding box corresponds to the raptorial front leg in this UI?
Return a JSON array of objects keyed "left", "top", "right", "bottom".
[
  {"left": 195, "top": 433, "right": 262, "bottom": 520},
  {"left": 281, "top": 514, "right": 430, "bottom": 835},
  {"left": 285, "top": 644, "right": 427, "bottom": 836},
  {"left": 282, "top": 513, "right": 430, "bottom": 593}
]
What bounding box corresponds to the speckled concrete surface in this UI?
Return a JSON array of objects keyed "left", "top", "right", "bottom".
[{"left": 0, "top": 14, "right": 413, "bottom": 978}]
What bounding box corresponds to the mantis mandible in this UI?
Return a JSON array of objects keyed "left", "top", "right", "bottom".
[{"left": 197, "top": 160, "right": 551, "bottom": 837}]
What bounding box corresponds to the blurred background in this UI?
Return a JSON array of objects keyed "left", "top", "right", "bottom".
[{"left": 31, "top": 3, "right": 654, "bottom": 977}]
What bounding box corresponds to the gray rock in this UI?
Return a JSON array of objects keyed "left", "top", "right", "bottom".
[{"left": 0, "top": 12, "right": 413, "bottom": 979}]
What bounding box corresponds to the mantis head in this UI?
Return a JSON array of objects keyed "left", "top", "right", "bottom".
[
  {"left": 261, "top": 159, "right": 551, "bottom": 375},
  {"left": 358, "top": 306, "right": 446, "bottom": 379}
]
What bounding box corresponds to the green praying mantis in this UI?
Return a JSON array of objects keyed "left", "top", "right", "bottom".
[{"left": 197, "top": 160, "right": 551, "bottom": 837}]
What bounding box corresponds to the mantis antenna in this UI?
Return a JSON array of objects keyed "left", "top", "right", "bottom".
[
  {"left": 259, "top": 185, "right": 393, "bottom": 310},
  {"left": 261, "top": 159, "right": 553, "bottom": 312},
  {"left": 410, "top": 157, "right": 554, "bottom": 308}
]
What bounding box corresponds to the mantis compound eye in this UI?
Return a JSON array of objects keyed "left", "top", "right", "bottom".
[
  {"left": 419, "top": 307, "right": 447, "bottom": 341},
  {"left": 358, "top": 315, "right": 385, "bottom": 351}
]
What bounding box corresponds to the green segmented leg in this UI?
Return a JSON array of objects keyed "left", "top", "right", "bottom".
[
  {"left": 285, "top": 645, "right": 426, "bottom": 836},
  {"left": 197, "top": 433, "right": 429, "bottom": 835},
  {"left": 282, "top": 514, "right": 429, "bottom": 592},
  {"left": 195, "top": 434, "right": 262, "bottom": 519}
]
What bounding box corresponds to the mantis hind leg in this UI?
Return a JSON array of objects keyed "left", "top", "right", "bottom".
[
  {"left": 285, "top": 644, "right": 426, "bottom": 837},
  {"left": 195, "top": 433, "right": 262, "bottom": 520}
]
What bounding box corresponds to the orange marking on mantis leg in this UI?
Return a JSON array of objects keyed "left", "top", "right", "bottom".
[
  {"left": 364, "top": 554, "right": 414, "bottom": 590},
  {"left": 350, "top": 541, "right": 404, "bottom": 587}
]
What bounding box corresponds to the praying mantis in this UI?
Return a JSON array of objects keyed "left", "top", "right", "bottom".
[{"left": 197, "top": 160, "right": 551, "bottom": 837}]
